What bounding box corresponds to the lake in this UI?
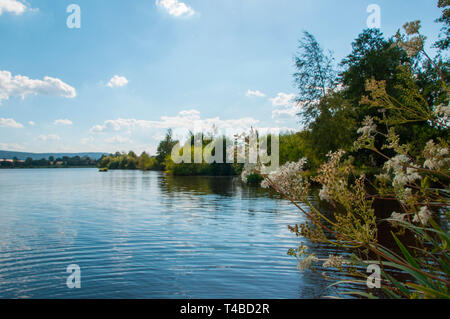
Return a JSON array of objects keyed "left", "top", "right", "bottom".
[{"left": 0, "top": 168, "right": 340, "bottom": 298}]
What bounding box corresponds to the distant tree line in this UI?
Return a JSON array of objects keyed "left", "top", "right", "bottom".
[
  {"left": 98, "top": 151, "right": 158, "bottom": 171},
  {"left": 0, "top": 155, "right": 98, "bottom": 168},
  {"left": 97, "top": 130, "right": 177, "bottom": 172}
]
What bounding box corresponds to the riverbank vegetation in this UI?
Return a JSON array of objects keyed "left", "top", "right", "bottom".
[
  {"left": 98, "top": 132, "right": 241, "bottom": 176},
  {"left": 242, "top": 1, "right": 449, "bottom": 299},
  {"left": 97, "top": 131, "right": 315, "bottom": 175}
]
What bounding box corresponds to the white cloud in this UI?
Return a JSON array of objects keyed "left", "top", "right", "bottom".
[
  {"left": 270, "top": 92, "right": 296, "bottom": 107},
  {"left": 90, "top": 109, "right": 259, "bottom": 134},
  {"left": 54, "top": 119, "right": 73, "bottom": 126},
  {"left": 0, "top": 0, "right": 27, "bottom": 15},
  {"left": 269, "top": 92, "right": 304, "bottom": 120},
  {"left": 246, "top": 89, "right": 266, "bottom": 98},
  {"left": 106, "top": 75, "right": 129, "bottom": 88},
  {"left": 0, "top": 142, "right": 25, "bottom": 151},
  {"left": 105, "top": 136, "right": 132, "bottom": 144},
  {"left": 152, "top": 132, "right": 165, "bottom": 141},
  {"left": 272, "top": 106, "right": 302, "bottom": 120},
  {"left": 37, "top": 134, "right": 60, "bottom": 142},
  {"left": 156, "top": 0, "right": 195, "bottom": 17},
  {"left": 0, "top": 70, "right": 76, "bottom": 103},
  {"left": 28, "top": 121, "right": 35, "bottom": 126},
  {"left": 80, "top": 136, "right": 94, "bottom": 145},
  {"left": 87, "top": 110, "right": 300, "bottom": 154},
  {"left": 0, "top": 117, "right": 23, "bottom": 128}
]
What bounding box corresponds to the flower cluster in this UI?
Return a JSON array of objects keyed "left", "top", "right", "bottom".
[
  {"left": 403, "top": 21, "right": 421, "bottom": 35},
  {"left": 356, "top": 116, "right": 377, "bottom": 138},
  {"left": 259, "top": 158, "right": 309, "bottom": 200},
  {"left": 354, "top": 115, "right": 378, "bottom": 149},
  {"left": 423, "top": 140, "right": 449, "bottom": 170},
  {"left": 390, "top": 211, "right": 408, "bottom": 223},
  {"left": 389, "top": 207, "right": 433, "bottom": 227},
  {"left": 433, "top": 103, "right": 450, "bottom": 128},
  {"left": 395, "top": 21, "right": 426, "bottom": 58},
  {"left": 313, "top": 150, "right": 351, "bottom": 205},
  {"left": 397, "top": 187, "right": 414, "bottom": 205},
  {"left": 383, "top": 155, "right": 421, "bottom": 187},
  {"left": 434, "top": 103, "right": 450, "bottom": 118},
  {"left": 322, "top": 255, "right": 346, "bottom": 269},
  {"left": 297, "top": 254, "right": 319, "bottom": 272},
  {"left": 413, "top": 206, "right": 433, "bottom": 226},
  {"left": 318, "top": 185, "right": 332, "bottom": 203}
]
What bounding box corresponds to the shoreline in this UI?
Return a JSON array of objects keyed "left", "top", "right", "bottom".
[{"left": 0, "top": 166, "right": 98, "bottom": 169}]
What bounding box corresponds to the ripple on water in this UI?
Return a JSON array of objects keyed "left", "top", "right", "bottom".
[{"left": 0, "top": 169, "right": 338, "bottom": 298}]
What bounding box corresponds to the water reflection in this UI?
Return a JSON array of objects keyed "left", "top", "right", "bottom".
[{"left": 0, "top": 168, "right": 346, "bottom": 298}]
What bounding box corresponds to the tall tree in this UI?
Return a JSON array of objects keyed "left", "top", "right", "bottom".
[
  {"left": 156, "top": 129, "right": 178, "bottom": 169},
  {"left": 293, "top": 31, "right": 337, "bottom": 124},
  {"left": 340, "top": 29, "right": 410, "bottom": 118}
]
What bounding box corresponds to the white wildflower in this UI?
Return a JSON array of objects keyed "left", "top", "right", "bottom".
[
  {"left": 433, "top": 103, "right": 450, "bottom": 128},
  {"left": 375, "top": 173, "right": 391, "bottom": 182},
  {"left": 241, "top": 170, "right": 249, "bottom": 184},
  {"left": 423, "top": 159, "right": 434, "bottom": 170},
  {"left": 434, "top": 103, "right": 450, "bottom": 117},
  {"left": 406, "top": 168, "right": 421, "bottom": 181},
  {"left": 262, "top": 158, "right": 308, "bottom": 198},
  {"left": 384, "top": 155, "right": 421, "bottom": 187},
  {"left": 297, "top": 254, "right": 319, "bottom": 272},
  {"left": 413, "top": 206, "right": 432, "bottom": 226},
  {"left": 398, "top": 187, "right": 413, "bottom": 204},
  {"left": 322, "top": 255, "right": 345, "bottom": 268},
  {"left": 390, "top": 211, "right": 407, "bottom": 223},
  {"left": 385, "top": 155, "right": 410, "bottom": 172},
  {"left": 423, "top": 140, "right": 449, "bottom": 170},
  {"left": 260, "top": 179, "right": 270, "bottom": 189},
  {"left": 357, "top": 116, "right": 377, "bottom": 137},
  {"left": 319, "top": 185, "right": 332, "bottom": 203}
]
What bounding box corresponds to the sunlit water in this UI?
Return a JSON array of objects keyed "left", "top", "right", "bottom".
[{"left": 0, "top": 168, "right": 342, "bottom": 298}]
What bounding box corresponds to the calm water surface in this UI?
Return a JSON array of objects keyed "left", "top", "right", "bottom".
[{"left": 0, "top": 168, "right": 340, "bottom": 298}]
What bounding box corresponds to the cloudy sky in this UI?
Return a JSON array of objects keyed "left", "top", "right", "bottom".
[{"left": 0, "top": 0, "right": 443, "bottom": 154}]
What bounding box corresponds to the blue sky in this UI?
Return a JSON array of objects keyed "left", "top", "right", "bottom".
[{"left": 0, "top": 0, "right": 444, "bottom": 154}]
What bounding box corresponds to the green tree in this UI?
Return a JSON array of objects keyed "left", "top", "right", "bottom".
[
  {"left": 156, "top": 129, "right": 178, "bottom": 170},
  {"left": 294, "top": 31, "right": 337, "bottom": 124},
  {"left": 25, "top": 157, "right": 33, "bottom": 167},
  {"left": 306, "top": 93, "right": 357, "bottom": 164},
  {"left": 341, "top": 29, "right": 410, "bottom": 109},
  {"left": 138, "top": 152, "right": 158, "bottom": 170}
]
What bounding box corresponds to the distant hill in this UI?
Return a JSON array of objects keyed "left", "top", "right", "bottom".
[{"left": 0, "top": 150, "right": 107, "bottom": 161}]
